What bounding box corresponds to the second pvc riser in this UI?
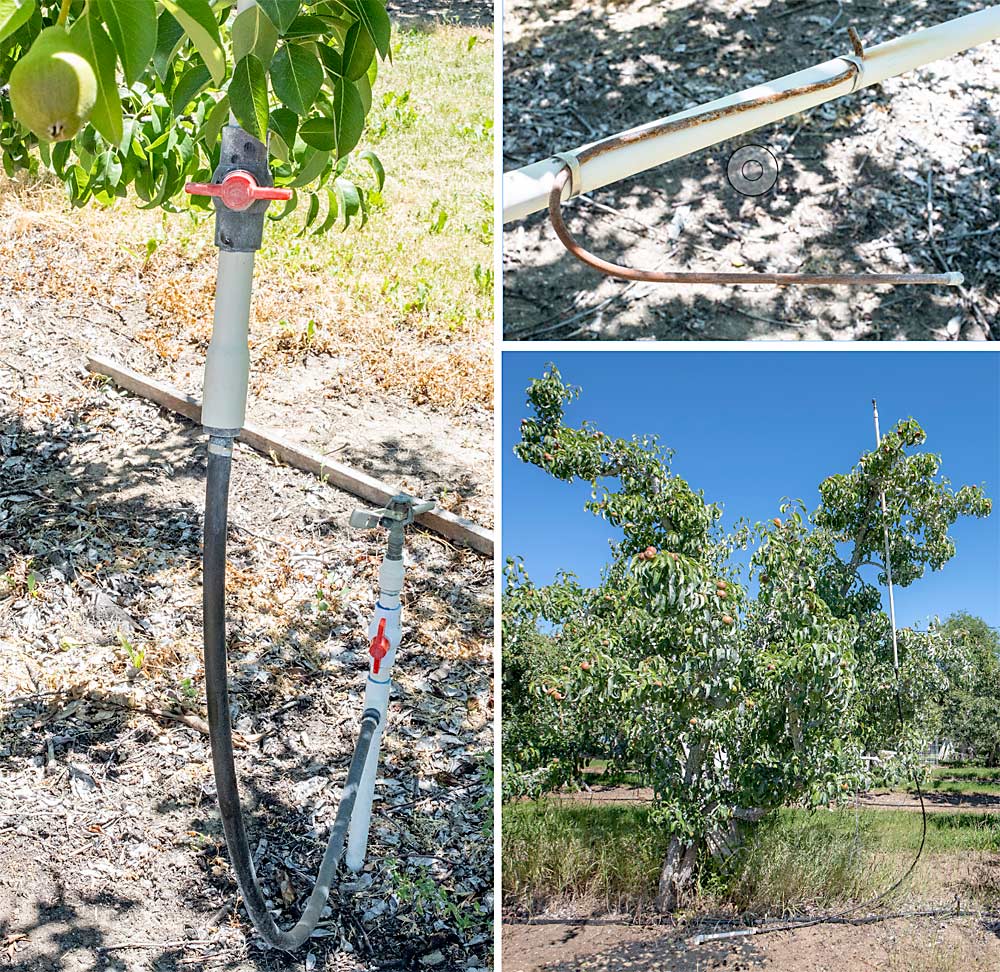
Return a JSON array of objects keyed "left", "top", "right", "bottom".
[{"left": 345, "top": 555, "right": 404, "bottom": 872}]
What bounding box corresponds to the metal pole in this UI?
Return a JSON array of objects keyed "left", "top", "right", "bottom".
[
  {"left": 873, "top": 399, "right": 900, "bottom": 673},
  {"left": 502, "top": 6, "right": 1000, "bottom": 223}
]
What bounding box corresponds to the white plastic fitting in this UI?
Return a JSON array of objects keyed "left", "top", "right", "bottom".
[
  {"left": 201, "top": 250, "right": 254, "bottom": 431},
  {"left": 345, "top": 555, "right": 405, "bottom": 871}
]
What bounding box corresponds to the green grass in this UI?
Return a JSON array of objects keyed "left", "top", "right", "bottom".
[
  {"left": 503, "top": 802, "right": 668, "bottom": 913},
  {"left": 256, "top": 26, "right": 494, "bottom": 338},
  {"left": 503, "top": 799, "right": 1000, "bottom": 916},
  {"left": 925, "top": 764, "right": 1000, "bottom": 794}
]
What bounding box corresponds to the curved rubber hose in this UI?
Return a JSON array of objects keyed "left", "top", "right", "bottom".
[{"left": 204, "top": 442, "right": 379, "bottom": 950}]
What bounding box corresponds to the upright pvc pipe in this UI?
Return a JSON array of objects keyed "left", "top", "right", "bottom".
[
  {"left": 202, "top": 250, "right": 254, "bottom": 431},
  {"left": 345, "top": 548, "right": 405, "bottom": 871},
  {"left": 502, "top": 6, "right": 1000, "bottom": 223},
  {"left": 873, "top": 400, "right": 900, "bottom": 672}
]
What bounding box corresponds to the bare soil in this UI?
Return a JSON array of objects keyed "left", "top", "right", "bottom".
[
  {"left": 503, "top": 914, "right": 1000, "bottom": 972},
  {"left": 502, "top": 0, "right": 1000, "bottom": 340}
]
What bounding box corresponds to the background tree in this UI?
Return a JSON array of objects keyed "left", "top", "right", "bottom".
[
  {"left": 0, "top": 0, "right": 387, "bottom": 228},
  {"left": 937, "top": 613, "right": 1000, "bottom": 765},
  {"left": 503, "top": 366, "right": 992, "bottom": 910}
]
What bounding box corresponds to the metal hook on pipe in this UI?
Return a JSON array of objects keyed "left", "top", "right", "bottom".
[{"left": 546, "top": 28, "right": 963, "bottom": 288}]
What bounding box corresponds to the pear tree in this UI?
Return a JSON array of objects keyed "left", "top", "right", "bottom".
[{"left": 503, "top": 366, "right": 991, "bottom": 910}]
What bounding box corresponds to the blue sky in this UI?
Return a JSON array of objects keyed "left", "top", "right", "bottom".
[{"left": 502, "top": 350, "right": 1000, "bottom": 630}]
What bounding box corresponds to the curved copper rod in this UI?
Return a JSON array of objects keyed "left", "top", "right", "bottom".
[{"left": 548, "top": 47, "right": 962, "bottom": 288}]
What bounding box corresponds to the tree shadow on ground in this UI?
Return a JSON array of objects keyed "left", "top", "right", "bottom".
[
  {"left": 387, "top": 0, "right": 493, "bottom": 29},
  {"left": 502, "top": 0, "right": 998, "bottom": 340},
  {"left": 1, "top": 389, "right": 492, "bottom": 970},
  {"left": 504, "top": 919, "right": 763, "bottom": 972}
]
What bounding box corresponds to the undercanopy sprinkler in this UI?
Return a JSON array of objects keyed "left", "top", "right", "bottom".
[
  {"left": 504, "top": 6, "right": 1000, "bottom": 287},
  {"left": 187, "top": 1, "right": 433, "bottom": 949},
  {"left": 345, "top": 494, "right": 435, "bottom": 871}
]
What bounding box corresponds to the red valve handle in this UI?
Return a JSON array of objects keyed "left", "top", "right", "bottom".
[
  {"left": 369, "top": 618, "right": 390, "bottom": 675},
  {"left": 184, "top": 170, "right": 292, "bottom": 213}
]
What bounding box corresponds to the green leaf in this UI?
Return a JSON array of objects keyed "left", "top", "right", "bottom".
[
  {"left": 359, "top": 149, "right": 383, "bottom": 190},
  {"left": 285, "top": 147, "right": 330, "bottom": 188},
  {"left": 268, "top": 129, "right": 289, "bottom": 162},
  {"left": 201, "top": 94, "right": 230, "bottom": 147},
  {"left": 268, "top": 106, "right": 299, "bottom": 148},
  {"left": 256, "top": 0, "right": 300, "bottom": 34},
  {"left": 267, "top": 188, "right": 298, "bottom": 221},
  {"left": 0, "top": 0, "right": 34, "bottom": 46},
  {"left": 335, "top": 175, "right": 361, "bottom": 228},
  {"left": 344, "top": 0, "right": 390, "bottom": 59},
  {"left": 301, "top": 189, "right": 320, "bottom": 232},
  {"left": 153, "top": 8, "right": 185, "bottom": 81},
  {"left": 317, "top": 42, "right": 342, "bottom": 79},
  {"left": 171, "top": 61, "right": 211, "bottom": 115},
  {"left": 70, "top": 11, "right": 123, "bottom": 146},
  {"left": 159, "top": 0, "right": 226, "bottom": 85},
  {"left": 284, "top": 14, "right": 327, "bottom": 39},
  {"left": 341, "top": 19, "right": 374, "bottom": 81},
  {"left": 355, "top": 70, "right": 371, "bottom": 113},
  {"left": 94, "top": 0, "right": 156, "bottom": 86},
  {"left": 299, "top": 116, "right": 335, "bottom": 151},
  {"left": 232, "top": 3, "right": 278, "bottom": 64},
  {"left": 312, "top": 186, "right": 339, "bottom": 234},
  {"left": 270, "top": 43, "right": 323, "bottom": 115},
  {"left": 229, "top": 54, "right": 269, "bottom": 142},
  {"left": 331, "top": 78, "right": 364, "bottom": 158}
]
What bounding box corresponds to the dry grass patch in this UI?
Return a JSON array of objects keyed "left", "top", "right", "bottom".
[{"left": 0, "top": 23, "right": 493, "bottom": 412}]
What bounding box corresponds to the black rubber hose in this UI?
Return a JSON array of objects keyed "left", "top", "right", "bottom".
[{"left": 204, "top": 437, "right": 379, "bottom": 950}]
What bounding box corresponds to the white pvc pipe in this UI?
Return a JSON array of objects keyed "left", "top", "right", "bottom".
[
  {"left": 202, "top": 0, "right": 258, "bottom": 432},
  {"left": 345, "top": 555, "right": 405, "bottom": 871},
  {"left": 502, "top": 6, "right": 1000, "bottom": 223},
  {"left": 202, "top": 249, "right": 253, "bottom": 430}
]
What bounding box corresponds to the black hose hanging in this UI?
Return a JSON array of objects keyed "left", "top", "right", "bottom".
[{"left": 203, "top": 436, "right": 380, "bottom": 950}]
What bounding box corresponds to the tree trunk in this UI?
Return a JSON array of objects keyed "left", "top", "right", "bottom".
[{"left": 655, "top": 836, "right": 698, "bottom": 912}]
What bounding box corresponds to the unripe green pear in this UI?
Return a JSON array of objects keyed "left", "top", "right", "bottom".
[{"left": 9, "top": 26, "right": 97, "bottom": 142}]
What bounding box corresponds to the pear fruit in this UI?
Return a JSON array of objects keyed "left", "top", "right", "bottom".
[{"left": 9, "top": 26, "right": 97, "bottom": 142}]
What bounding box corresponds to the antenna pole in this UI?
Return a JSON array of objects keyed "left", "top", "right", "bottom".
[{"left": 873, "top": 399, "right": 900, "bottom": 673}]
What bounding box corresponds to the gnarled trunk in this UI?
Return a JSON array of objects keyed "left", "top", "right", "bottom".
[{"left": 655, "top": 835, "right": 698, "bottom": 912}]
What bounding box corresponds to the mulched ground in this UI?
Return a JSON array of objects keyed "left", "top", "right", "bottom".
[
  {"left": 0, "top": 191, "right": 493, "bottom": 972},
  {"left": 388, "top": 0, "right": 493, "bottom": 28},
  {"left": 502, "top": 0, "right": 1000, "bottom": 340}
]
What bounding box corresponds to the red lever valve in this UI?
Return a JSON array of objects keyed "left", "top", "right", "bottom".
[
  {"left": 369, "top": 618, "right": 390, "bottom": 675},
  {"left": 185, "top": 170, "right": 292, "bottom": 213}
]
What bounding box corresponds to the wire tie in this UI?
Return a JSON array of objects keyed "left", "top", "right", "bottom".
[
  {"left": 839, "top": 26, "right": 866, "bottom": 92},
  {"left": 553, "top": 151, "right": 583, "bottom": 198}
]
